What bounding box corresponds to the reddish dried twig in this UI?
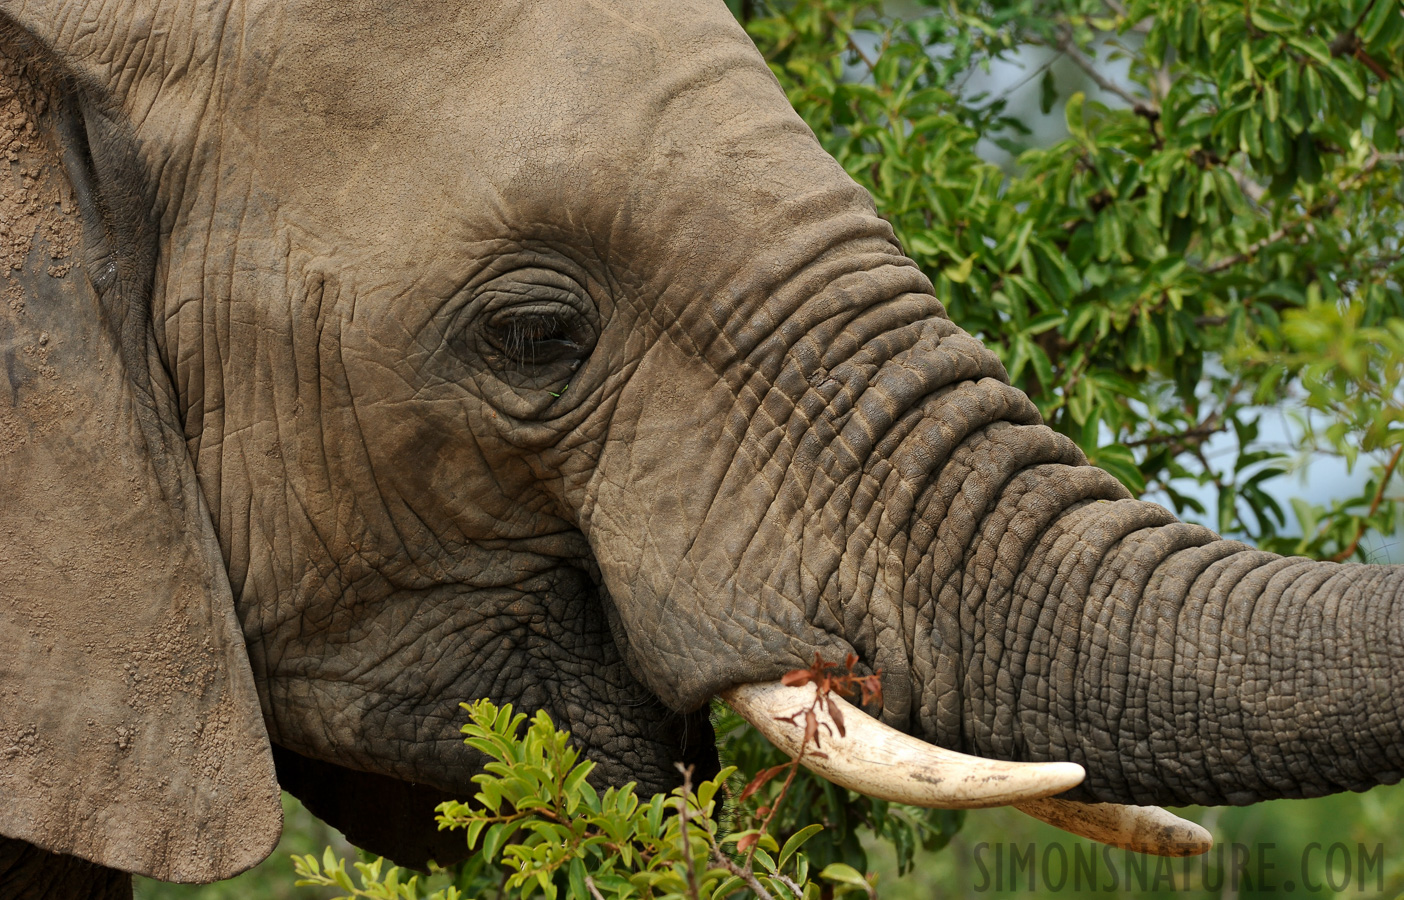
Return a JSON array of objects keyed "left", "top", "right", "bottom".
[{"left": 736, "top": 653, "right": 883, "bottom": 867}]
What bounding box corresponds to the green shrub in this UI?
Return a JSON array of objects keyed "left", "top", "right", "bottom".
[{"left": 292, "top": 697, "right": 888, "bottom": 900}]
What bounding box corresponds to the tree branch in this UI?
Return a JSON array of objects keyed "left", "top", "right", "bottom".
[
  {"left": 1054, "top": 25, "right": 1158, "bottom": 114},
  {"left": 1124, "top": 412, "right": 1225, "bottom": 451},
  {"left": 674, "top": 764, "right": 704, "bottom": 900},
  {"left": 711, "top": 850, "right": 779, "bottom": 900},
  {"left": 1330, "top": 443, "right": 1404, "bottom": 562},
  {"left": 1203, "top": 221, "right": 1305, "bottom": 273}
]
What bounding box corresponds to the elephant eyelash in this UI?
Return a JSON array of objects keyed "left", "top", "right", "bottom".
[{"left": 486, "top": 310, "right": 584, "bottom": 367}]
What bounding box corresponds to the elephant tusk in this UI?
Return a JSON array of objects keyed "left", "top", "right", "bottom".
[
  {"left": 721, "top": 681, "right": 1213, "bottom": 857},
  {"left": 720, "top": 681, "right": 1085, "bottom": 808},
  {"left": 1014, "top": 798, "right": 1213, "bottom": 857}
]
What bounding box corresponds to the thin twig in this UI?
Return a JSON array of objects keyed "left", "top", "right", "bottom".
[
  {"left": 988, "top": 52, "right": 1064, "bottom": 107},
  {"left": 826, "top": 10, "right": 877, "bottom": 74},
  {"left": 1355, "top": 46, "right": 1393, "bottom": 81},
  {"left": 1124, "top": 413, "right": 1225, "bottom": 450},
  {"left": 775, "top": 872, "right": 806, "bottom": 898},
  {"left": 1227, "top": 165, "right": 1267, "bottom": 206},
  {"left": 1330, "top": 443, "right": 1404, "bottom": 562},
  {"left": 583, "top": 875, "right": 608, "bottom": 900},
  {"left": 711, "top": 849, "right": 780, "bottom": 900},
  {"left": 674, "top": 764, "right": 704, "bottom": 900},
  {"left": 745, "top": 755, "right": 803, "bottom": 869},
  {"left": 1203, "top": 222, "right": 1304, "bottom": 273},
  {"left": 1054, "top": 25, "right": 1157, "bottom": 113}
]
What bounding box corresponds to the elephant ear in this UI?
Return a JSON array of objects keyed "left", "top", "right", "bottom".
[{"left": 0, "top": 31, "right": 282, "bottom": 882}]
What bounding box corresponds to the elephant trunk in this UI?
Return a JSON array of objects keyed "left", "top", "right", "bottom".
[
  {"left": 587, "top": 193, "right": 1404, "bottom": 809},
  {"left": 830, "top": 302, "right": 1404, "bottom": 807},
  {"left": 951, "top": 486, "right": 1404, "bottom": 807}
]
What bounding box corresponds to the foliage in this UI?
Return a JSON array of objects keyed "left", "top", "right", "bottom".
[
  {"left": 1243, "top": 301, "right": 1404, "bottom": 559},
  {"left": 731, "top": 0, "right": 1404, "bottom": 555},
  {"left": 294, "top": 694, "right": 887, "bottom": 900}
]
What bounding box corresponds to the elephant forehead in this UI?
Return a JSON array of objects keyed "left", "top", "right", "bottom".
[{"left": 186, "top": 0, "right": 837, "bottom": 266}]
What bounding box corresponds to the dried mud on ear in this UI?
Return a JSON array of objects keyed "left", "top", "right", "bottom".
[
  {"left": 0, "top": 48, "right": 282, "bottom": 881},
  {"left": 0, "top": 52, "right": 75, "bottom": 290},
  {"left": 0, "top": 52, "right": 77, "bottom": 451}
]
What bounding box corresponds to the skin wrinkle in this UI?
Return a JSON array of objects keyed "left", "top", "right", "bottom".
[
  {"left": 1029, "top": 508, "right": 1114, "bottom": 764},
  {"left": 1177, "top": 549, "right": 1273, "bottom": 802},
  {"left": 961, "top": 468, "right": 1121, "bottom": 752},
  {"left": 968, "top": 498, "right": 1113, "bottom": 755},
  {"left": 1109, "top": 524, "right": 1217, "bottom": 794},
  {"left": 1140, "top": 542, "right": 1227, "bottom": 795},
  {"left": 1074, "top": 510, "right": 1183, "bottom": 797},
  {"left": 1128, "top": 536, "right": 1217, "bottom": 794},
  {"left": 1082, "top": 520, "right": 1182, "bottom": 784},
  {"left": 987, "top": 492, "right": 1404, "bottom": 805},
  {"left": 1248, "top": 563, "right": 1328, "bottom": 793},
  {"left": 966, "top": 466, "right": 1065, "bottom": 751}
]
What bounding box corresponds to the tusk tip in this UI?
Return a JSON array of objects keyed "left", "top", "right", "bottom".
[
  {"left": 1038, "top": 761, "right": 1087, "bottom": 794},
  {"left": 1016, "top": 797, "right": 1214, "bottom": 857}
]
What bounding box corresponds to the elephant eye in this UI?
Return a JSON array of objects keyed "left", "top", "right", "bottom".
[{"left": 484, "top": 307, "right": 588, "bottom": 367}]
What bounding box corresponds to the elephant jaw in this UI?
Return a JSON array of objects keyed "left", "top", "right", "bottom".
[{"left": 721, "top": 680, "right": 1213, "bottom": 858}]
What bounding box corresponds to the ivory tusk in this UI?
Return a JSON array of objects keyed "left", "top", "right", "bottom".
[
  {"left": 1014, "top": 798, "right": 1213, "bottom": 857},
  {"left": 720, "top": 681, "right": 1085, "bottom": 808},
  {"left": 721, "top": 680, "right": 1213, "bottom": 857}
]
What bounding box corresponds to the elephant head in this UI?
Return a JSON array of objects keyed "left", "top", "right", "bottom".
[{"left": 2, "top": 0, "right": 1401, "bottom": 890}]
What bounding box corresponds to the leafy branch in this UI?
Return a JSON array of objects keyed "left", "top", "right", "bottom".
[{"left": 294, "top": 658, "right": 891, "bottom": 900}]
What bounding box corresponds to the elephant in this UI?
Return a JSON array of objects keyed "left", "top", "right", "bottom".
[{"left": 1, "top": 0, "right": 1402, "bottom": 894}]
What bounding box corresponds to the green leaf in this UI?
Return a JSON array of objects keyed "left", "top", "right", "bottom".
[
  {"left": 819, "top": 863, "right": 871, "bottom": 888},
  {"left": 780, "top": 824, "right": 826, "bottom": 869},
  {"left": 1296, "top": 131, "right": 1323, "bottom": 183},
  {"left": 1288, "top": 36, "right": 1333, "bottom": 66},
  {"left": 483, "top": 822, "right": 514, "bottom": 862},
  {"left": 1362, "top": 0, "right": 1400, "bottom": 44},
  {"left": 1250, "top": 7, "right": 1297, "bottom": 32},
  {"left": 1065, "top": 91, "right": 1086, "bottom": 137},
  {"left": 466, "top": 818, "right": 488, "bottom": 850},
  {"left": 943, "top": 254, "right": 975, "bottom": 283},
  {"left": 1090, "top": 444, "right": 1147, "bottom": 495},
  {"left": 1240, "top": 107, "right": 1264, "bottom": 157},
  {"left": 1326, "top": 57, "right": 1367, "bottom": 101},
  {"left": 1218, "top": 483, "right": 1239, "bottom": 534},
  {"left": 1263, "top": 117, "right": 1287, "bottom": 165},
  {"left": 1040, "top": 67, "right": 1058, "bottom": 115}
]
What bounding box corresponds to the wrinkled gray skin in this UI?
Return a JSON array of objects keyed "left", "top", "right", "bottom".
[{"left": 1, "top": 0, "right": 1402, "bottom": 895}]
